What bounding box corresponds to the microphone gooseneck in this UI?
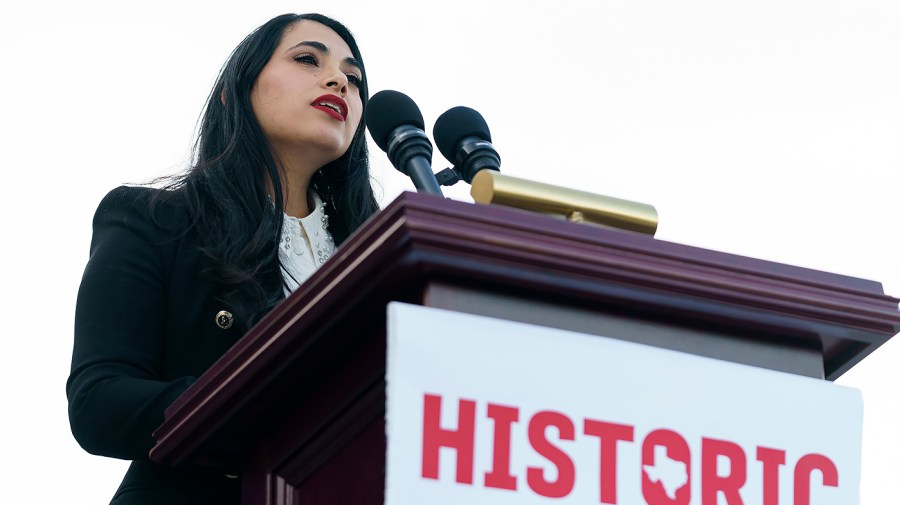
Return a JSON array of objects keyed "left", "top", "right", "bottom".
[
  {"left": 366, "top": 90, "right": 443, "bottom": 196},
  {"left": 433, "top": 106, "right": 501, "bottom": 184}
]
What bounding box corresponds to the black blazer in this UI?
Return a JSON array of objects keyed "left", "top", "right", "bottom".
[{"left": 68, "top": 186, "right": 247, "bottom": 504}]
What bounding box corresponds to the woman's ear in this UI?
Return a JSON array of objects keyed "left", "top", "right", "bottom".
[{"left": 220, "top": 88, "right": 227, "bottom": 106}]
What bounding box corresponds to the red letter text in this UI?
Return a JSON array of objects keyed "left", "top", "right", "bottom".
[
  {"left": 794, "top": 453, "right": 838, "bottom": 505},
  {"left": 756, "top": 446, "right": 785, "bottom": 505},
  {"left": 701, "top": 437, "right": 746, "bottom": 505},
  {"left": 527, "top": 410, "right": 576, "bottom": 498},
  {"left": 484, "top": 403, "right": 519, "bottom": 490},
  {"left": 421, "top": 394, "right": 476, "bottom": 484},
  {"left": 584, "top": 418, "right": 634, "bottom": 504}
]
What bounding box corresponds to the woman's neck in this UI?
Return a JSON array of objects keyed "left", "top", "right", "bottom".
[
  {"left": 269, "top": 149, "right": 323, "bottom": 218},
  {"left": 281, "top": 177, "right": 313, "bottom": 218}
]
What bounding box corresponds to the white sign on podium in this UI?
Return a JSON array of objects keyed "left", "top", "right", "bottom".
[{"left": 385, "top": 302, "right": 862, "bottom": 505}]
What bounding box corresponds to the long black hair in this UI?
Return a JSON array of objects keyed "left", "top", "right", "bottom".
[{"left": 159, "top": 13, "right": 378, "bottom": 329}]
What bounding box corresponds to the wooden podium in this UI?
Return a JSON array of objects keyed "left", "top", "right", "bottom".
[{"left": 150, "top": 191, "right": 900, "bottom": 504}]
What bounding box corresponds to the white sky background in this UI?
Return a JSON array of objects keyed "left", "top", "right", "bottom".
[{"left": 0, "top": 0, "right": 897, "bottom": 503}]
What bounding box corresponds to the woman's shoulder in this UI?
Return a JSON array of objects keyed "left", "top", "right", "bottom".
[
  {"left": 95, "top": 185, "right": 184, "bottom": 214},
  {"left": 93, "top": 185, "right": 190, "bottom": 233}
]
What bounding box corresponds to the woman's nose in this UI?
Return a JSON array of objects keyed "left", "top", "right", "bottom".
[{"left": 323, "top": 71, "right": 348, "bottom": 95}]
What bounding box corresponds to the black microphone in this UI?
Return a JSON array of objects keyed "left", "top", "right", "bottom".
[
  {"left": 366, "top": 90, "right": 443, "bottom": 196},
  {"left": 433, "top": 106, "right": 501, "bottom": 185}
]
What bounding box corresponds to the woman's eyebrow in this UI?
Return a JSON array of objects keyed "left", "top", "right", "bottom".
[
  {"left": 287, "top": 40, "right": 329, "bottom": 54},
  {"left": 344, "top": 56, "right": 363, "bottom": 73},
  {"left": 286, "top": 41, "right": 363, "bottom": 72}
]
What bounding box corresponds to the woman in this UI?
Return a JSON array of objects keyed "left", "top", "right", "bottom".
[{"left": 67, "top": 13, "right": 378, "bottom": 504}]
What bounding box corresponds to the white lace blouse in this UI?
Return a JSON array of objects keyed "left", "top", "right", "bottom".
[{"left": 277, "top": 191, "right": 335, "bottom": 294}]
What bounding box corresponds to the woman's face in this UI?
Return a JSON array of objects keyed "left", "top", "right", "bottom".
[{"left": 251, "top": 21, "right": 364, "bottom": 169}]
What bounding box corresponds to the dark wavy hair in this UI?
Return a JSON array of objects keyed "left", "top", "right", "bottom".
[{"left": 159, "top": 13, "right": 378, "bottom": 329}]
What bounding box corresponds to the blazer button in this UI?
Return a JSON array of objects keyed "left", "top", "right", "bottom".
[{"left": 215, "top": 310, "right": 234, "bottom": 330}]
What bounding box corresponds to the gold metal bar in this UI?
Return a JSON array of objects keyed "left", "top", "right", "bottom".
[{"left": 470, "top": 170, "right": 658, "bottom": 235}]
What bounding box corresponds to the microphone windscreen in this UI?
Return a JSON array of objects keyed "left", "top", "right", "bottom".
[
  {"left": 433, "top": 106, "right": 492, "bottom": 162},
  {"left": 366, "top": 90, "right": 425, "bottom": 152}
]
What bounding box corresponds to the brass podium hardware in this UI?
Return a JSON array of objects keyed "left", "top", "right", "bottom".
[
  {"left": 470, "top": 170, "right": 658, "bottom": 235},
  {"left": 215, "top": 310, "right": 235, "bottom": 330}
]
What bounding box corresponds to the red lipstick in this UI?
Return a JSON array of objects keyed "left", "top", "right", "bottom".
[{"left": 311, "top": 94, "right": 348, "bottom": 121}]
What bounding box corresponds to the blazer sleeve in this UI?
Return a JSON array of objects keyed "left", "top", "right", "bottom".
[{"left": 67, "top": 186, "right": 196, "bottom": 460}]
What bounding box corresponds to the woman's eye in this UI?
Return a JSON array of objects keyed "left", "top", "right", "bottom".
[
  {"left": 293, "top": 54, "right": 318, "bottom": 65},
  {"left": 347, "top": 74, "right": 363, "bottom": 87}
]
